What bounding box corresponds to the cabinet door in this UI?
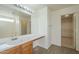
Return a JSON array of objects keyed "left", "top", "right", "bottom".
[
  {"left": 0, "top": 46, "right": 21, "bottom": 54},
  {"left": 0, "top": 41, "right": 33, "bottom": 54},
  {"left": 21, "top": 41, "right": 33, "bottom": 54},
  {"left": 0, "top": 47, "right": 17, "bottom": 54},
  {"left": 22, "top": 46, "right": 32, "bottom": 54},
  {"left": 15, "top": 46, "right": 21, "bottom": 54}
]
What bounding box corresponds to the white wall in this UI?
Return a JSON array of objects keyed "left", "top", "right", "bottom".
[
  {"left": 47, "top": 8, "right": 52, "bottom": 47},
  {"left": 51, "top": 5, "right": 79, "bottom": 46},
  {"left": 31, "top": 7, "right": 48, "bottom": 34},
  {"left": 31, "top": 7, "right": 52, "bottom": 49},
  {"left": 51, "top": 15, "right": 61, "bottom": 46},
  {"left": 31, "top": 7, "right": 48, "bottom": 48}
]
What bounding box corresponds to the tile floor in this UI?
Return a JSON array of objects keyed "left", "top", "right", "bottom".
[{"left": 33, "top": 45, "right": 79, "bottom": 54}]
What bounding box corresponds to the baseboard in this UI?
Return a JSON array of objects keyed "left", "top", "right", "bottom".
[
  {"left": 33, "top": 44, "right": 51, "bottom": 49},
  {"left": 51, "top": 43, "right": 61, "bottom": 47},
  {"left": 33, "top": 44, "right": 52, "bottom": 49}
]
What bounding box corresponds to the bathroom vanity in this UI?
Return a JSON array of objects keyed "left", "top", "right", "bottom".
[
  {"left": 0, "top": 34, "right": 45, "bottom": 54},
  {"left": 0, "top": 41, "right": 33, "bottom": 54}
]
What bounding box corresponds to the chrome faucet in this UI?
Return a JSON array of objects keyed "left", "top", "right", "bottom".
[{"left": 11, "top": 37, "right": 18, "bottom": 41}]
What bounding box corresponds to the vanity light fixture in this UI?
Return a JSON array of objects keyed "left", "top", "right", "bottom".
[
  {"left": 14, "top": 4, "right": 32, "bottom": 13},
  {"left": 0, "top": 18, "right": 14, "bottom": 23}
]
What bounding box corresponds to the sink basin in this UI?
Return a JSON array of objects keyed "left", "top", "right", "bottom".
[
  {"left": 0, "top": 38, "right": 23, "bottom": 51},
  {"left": 6, "top": 39, "right": 23, "bottom": 45}
]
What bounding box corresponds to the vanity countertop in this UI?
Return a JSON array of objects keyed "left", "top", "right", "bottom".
[{"left": 0, "top": 34, "right": 45, "bottom": 52}]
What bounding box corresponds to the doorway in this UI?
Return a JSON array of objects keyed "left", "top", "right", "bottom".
[{"left": 61, "top": 14, "right": 74, "bottom": 49}]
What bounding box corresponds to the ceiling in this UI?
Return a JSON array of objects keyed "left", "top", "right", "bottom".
[
  {"left": 22, "top": 4, "right": 46, "bottom": 11},
  {"left": 0, "top": 4, "right": 78, "bottom": 17},
  {"left": 47, "top": 4, "right": 77, "bottom": 10},
  {"left": 22, "top": 4, "right": 78, "bottom": 11}
]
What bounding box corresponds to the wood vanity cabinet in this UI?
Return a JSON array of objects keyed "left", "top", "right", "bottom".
[
  {"left": 0, "top": 41, "right": 33, "bottom": 54},
  {"left": 21, "top": 41, "right": 33, "bottom": 54}
]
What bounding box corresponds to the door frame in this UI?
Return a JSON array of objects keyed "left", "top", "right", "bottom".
[
  {"left": 73, "top": 14, "right": 76, "bottom": 49},
  {"left": 61, "top": 13, "right": 76, "bottom": 49}
]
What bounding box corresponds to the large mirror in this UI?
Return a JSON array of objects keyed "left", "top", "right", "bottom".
[{"left": 0, "top": 5, "right": 31, "bottom": 39}]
